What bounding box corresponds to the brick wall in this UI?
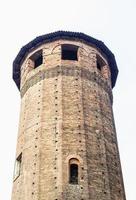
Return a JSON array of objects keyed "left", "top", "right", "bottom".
[{"left": 11, "top": 40, "right": 126, "bottom": 200}]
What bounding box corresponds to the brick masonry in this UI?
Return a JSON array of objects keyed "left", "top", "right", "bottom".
[{"left": 11, "top": 39, "right": 126, "bottom": 200}]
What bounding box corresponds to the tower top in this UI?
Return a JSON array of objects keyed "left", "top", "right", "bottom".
[{"left": 13, "top": 31, "right": 118, "bottom": 89}]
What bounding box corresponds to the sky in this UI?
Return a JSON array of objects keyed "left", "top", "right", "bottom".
[{"left": 0, "top": 0, "right": 135, "bottom": 199}]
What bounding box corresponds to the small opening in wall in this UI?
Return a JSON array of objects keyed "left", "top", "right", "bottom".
[
  {"left": 13, "top": 153, "right": 22, "bottom": 180},
  {"left": 69, "top": 162, "right": 79, "bottom": 184},
  {"left": 61, "top": 44, "right": 78, "bottom": 61},
  {"left": 30, "top": 50, "right": 43, "bottom": 68},
  {"left": 96, "top": 54, "right": 106, "bottom": 71},
  {"left": 69, "top": 158, "right": 79, "bottom": 184}
]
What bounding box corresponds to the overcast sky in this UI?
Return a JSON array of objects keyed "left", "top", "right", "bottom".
[{"left": 0, "top": 0, "right": 135, "bottom": 199}]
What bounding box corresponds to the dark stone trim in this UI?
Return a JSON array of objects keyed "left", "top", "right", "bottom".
[
  {"left": 20, "top": 66, "right": 113, "bottom": 103},
  {"left": 13, "top": 31, "right": 118, "bottom": 89}
]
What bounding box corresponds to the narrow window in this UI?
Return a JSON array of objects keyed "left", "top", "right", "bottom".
[
  {"left": 61, "top": 44, "right": 78, "bottom": 61},
  {"left": 30, "top": 50, "right": 43, "bottom": 68},
  {"left": 70, "top": 164, "right": 78, "bottom": 184},
  {"left": 14, "top": 153, "right": 22, "bottom": 180},
  {"left": 96, "top": 54, "right": 106, "bottom": 71}
]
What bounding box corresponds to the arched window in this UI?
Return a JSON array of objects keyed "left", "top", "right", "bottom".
[
  {"left": 61, "top": 44, "right": 78, "bottom": 61},
  {"left": 69, "top": 158, "right": 79, "bottom": 184}
]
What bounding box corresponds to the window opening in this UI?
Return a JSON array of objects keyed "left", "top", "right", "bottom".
[
  {"left": 61, "top": 44, "right": 78, "bottom": 61},
  {"left": 69, "top": 164, "right": 78, "bottom": 184},
  {"left": 14, "top": 153, "right": 22, "bottom": 180},
  {"left": 30, "top": 50, "right": 43, "bottom": 68},
  {"left": 96, "top": 54, "right": 106, "bottom": 71}
]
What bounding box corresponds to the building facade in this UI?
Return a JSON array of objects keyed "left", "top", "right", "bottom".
[{"left": 12, "top": 31, "right": 126, "bottom": 200}]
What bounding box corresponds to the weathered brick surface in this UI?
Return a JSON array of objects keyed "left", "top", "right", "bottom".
[{"left": 11, "top": 40, "right": 126, "bottom": 200}]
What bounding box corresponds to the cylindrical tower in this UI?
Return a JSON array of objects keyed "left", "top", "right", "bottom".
[{"left": 12, "top": 31, "right": 126, "bottom": 200}]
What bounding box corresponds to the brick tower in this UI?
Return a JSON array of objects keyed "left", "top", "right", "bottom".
[{"left": 12, "top": 31, "right": 126, "bottom": 200}]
